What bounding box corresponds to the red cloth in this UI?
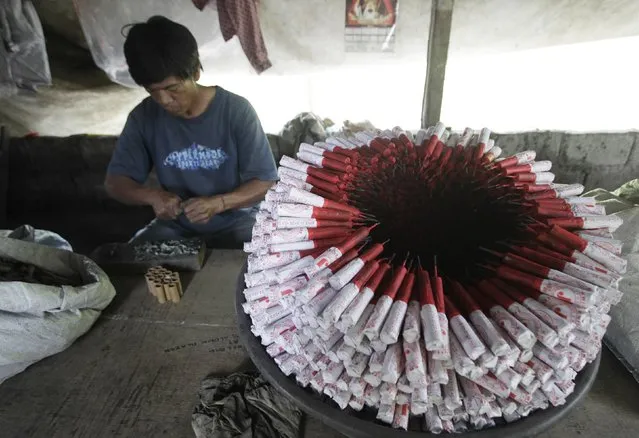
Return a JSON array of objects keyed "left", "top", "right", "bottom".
[{"left": 192, "top": 0, "right": 272, "bottom": 74}]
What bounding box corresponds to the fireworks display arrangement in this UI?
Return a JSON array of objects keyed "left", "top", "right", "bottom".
[{"left": 240, "top": 123, "right": 625, "bottom": 433}]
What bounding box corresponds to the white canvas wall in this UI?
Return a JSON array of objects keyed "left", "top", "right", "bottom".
[
  {"left": 4, "top": 0, "right": 639, "bottom": 135},
  {"left": 202, "top": 0, "right": 639, "bottom": 133},
  {"left": 72, "top": 0, "right": 430, "bottom": 133},
  {"left": 443, "top": 0, "right": 639, "bottom": 132}
]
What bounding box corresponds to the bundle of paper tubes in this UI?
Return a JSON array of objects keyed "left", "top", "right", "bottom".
[
  {"left": 241, "top": 123, "right": 625, "bottom": 433},
  {"left": 145, "top": 266, "right": 183, "bottom": 303}
]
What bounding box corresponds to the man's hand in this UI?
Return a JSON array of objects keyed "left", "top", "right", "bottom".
[
  {"left": 183, "top": 196, "right": 226, "bottom": 224},
  {"left": 150, "top": 190, "right": 183, "bottom": 220}
]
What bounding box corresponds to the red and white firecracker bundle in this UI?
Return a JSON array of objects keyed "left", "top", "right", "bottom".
[{"left": 241, "top": 123, "right": 626, "bottom": 433}]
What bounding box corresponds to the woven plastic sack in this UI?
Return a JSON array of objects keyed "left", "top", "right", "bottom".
[
  {"left": 0, "top": 224, "right": 73, "bottom": 252},
  {"left": 0, "top": 235, "right": 116, "bottom": 384}
]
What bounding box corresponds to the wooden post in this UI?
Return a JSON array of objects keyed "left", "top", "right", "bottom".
[
  {"left": 0, "top": 126, "right": 9, "bottom": 228},
  {"left": 421, "top": 0, "right": 455, "bottom": 129}
]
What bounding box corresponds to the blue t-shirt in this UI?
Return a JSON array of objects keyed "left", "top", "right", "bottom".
[{"left": 107, "top": 86, "right": 278, "bottom": 233}]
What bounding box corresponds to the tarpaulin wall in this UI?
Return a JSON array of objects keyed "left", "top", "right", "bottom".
[{"left": 71, "top": 0, "right": 430, "bottom": 132}]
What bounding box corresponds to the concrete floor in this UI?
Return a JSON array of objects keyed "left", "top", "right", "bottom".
[{"left": 0, "top": 250, "right": 638, "bottom": 437}]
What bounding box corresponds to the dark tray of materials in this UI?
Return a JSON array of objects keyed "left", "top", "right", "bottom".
[
  {"left": 234, "top": 262, "right": 601, "bottom": 438},
  {"left": 90, "top": 238, "right": 206, "bottom": 274}
]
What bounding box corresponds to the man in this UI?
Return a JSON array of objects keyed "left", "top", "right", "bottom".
[{"left": 105, "top": 16, "right": 277, "bottom": 248}]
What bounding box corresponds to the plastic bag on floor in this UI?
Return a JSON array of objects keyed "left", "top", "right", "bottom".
[
  {"left": 192, "top": 371, "right": 302, "bottom": 438},
  {"left": 0, "top": 236, "right": 116, "bottom": 384}
]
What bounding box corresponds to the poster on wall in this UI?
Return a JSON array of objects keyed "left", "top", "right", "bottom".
[{"left": 345, "top": 0, "right": 399, "bottom": 53}]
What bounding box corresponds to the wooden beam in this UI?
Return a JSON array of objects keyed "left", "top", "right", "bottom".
[
  {"left": 421, "top": 0, "right": 454, "bottom": 128},
  {"left": 0, "top": 126, "right": 8, "bottom": 228}
]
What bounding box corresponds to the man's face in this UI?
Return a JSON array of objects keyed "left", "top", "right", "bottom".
[{"left": 145, "top": 76, "right": 198, "bottom": 117}]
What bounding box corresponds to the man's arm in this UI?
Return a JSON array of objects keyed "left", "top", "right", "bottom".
[
  {"left": 104, "top": 174, "right": 160, "bottom": 206},
  {"left": 105, "top": 174, "right": 182, "bottom": 220},
  {"left": 234, "top": 98, "right": 279, "bottom": 185},
  {"left": 220, "top": 178, "right": 274, "bottom": 210},
  {"left": 105, "top": 110, "right": 182, "bottom": 219},
  {"left": 183, "top": 179, "right": 273, "bottom": 224},
  {"left": 183, "top": 97, "right": 277, "bottom": 224}
]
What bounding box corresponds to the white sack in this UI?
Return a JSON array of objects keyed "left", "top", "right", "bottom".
[{"left": 0, "top": 235, "right": 116, "bottom": 384}]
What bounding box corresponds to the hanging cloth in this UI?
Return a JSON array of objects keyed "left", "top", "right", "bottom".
[{"left": 192, "top": 0, "right": 272, "bottom": 74}]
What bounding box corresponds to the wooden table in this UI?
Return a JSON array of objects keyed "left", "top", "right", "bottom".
[
  {"left": 0, "top": 250, "right": 338, "bottom": 437},
  {"left": 2, "top": 249, "right": 636, "bottom": 438}
]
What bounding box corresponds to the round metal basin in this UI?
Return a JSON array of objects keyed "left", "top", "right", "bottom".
[{"left": 235, "top": 263, "right": 600, "bottom": 437}]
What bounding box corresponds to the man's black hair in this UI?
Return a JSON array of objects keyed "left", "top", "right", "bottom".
[{"left": 123, "top": 16, "right": 200, "bottom": 87}]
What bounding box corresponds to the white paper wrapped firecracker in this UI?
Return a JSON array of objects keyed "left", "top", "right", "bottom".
[{"left": 237, "top": 123, "right": 620, "bottom": 434}]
